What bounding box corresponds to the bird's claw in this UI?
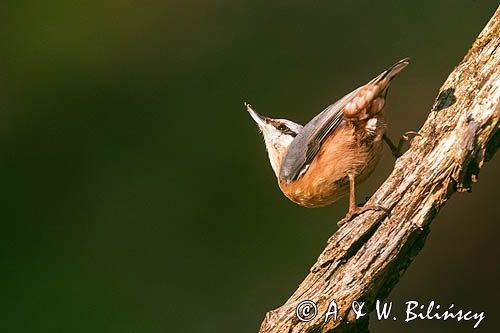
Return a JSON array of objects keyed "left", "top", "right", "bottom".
[
  {"left": 401, "top": 131, "right": 420, "bottom": 142},
  {"left": 386, "top": 130, "right": 421, "bottom": 158},
  {"left": 337, "top": 204, "right": 389, "bottom": 227}
]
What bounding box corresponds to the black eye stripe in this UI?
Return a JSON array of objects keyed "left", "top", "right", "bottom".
[
  {"left": 269, "top": 120, "right": 298, "bottom": 137},
  {"left": 280, "top": 126, "right": 297, "bottom": 137}
]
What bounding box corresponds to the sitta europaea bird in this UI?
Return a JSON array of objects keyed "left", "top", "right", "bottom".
[{"left": 247, "top": 58, "right": 416, "bottom": 225}]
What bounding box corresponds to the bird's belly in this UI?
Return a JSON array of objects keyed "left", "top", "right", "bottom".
[
  {"left": 279, "top": 139, "right": 383, "bottom": 208},
  {"left": 281, "top": 179, "right": 349, "bottom": 208}
]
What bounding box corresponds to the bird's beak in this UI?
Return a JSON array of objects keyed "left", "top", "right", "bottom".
[{"left": 245, "top": 102, "right": 266, "bottom": 128}]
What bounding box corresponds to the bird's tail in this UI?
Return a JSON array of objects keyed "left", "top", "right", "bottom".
[
  {"left": 373, "top": 57, "right": 410, "bottom": 84},
  {"left": 342, "top": 58, "right": 410, "bottom": 119}
]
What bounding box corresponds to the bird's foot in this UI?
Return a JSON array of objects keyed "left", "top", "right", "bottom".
[
  {"left": 383, "top": 131, "right": 421, "bottom": 158},
  {"left": 394, "top": 131, "right": 421, "bottom": 158},
  {"left": 337, "top": 204, "right": 389, "bottom": 227},
  {"left": 401, "top": 130, "right": 420, "bottom": 142}
]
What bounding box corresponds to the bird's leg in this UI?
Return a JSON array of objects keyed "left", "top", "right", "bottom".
[
  {"left": 348, "top": 172, "right": 357, "bottom": 215},
  {"left": 337, "top": 173, "right": 358, "bottom": 227},
  {"left": 383, "top": 131, "right": 420, "bottom": 158},
  {"left": 337, "top": 173, "right": 388, "bottom": 227}
]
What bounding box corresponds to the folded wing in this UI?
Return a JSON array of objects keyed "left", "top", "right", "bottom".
[{"left": 279, "top": 58, "right": 410, "bottom": 183}]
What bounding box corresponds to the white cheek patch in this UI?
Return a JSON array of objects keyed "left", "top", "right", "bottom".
[
  {"left": 282, "top": 133, "right": 294, "bottom": 145},
  {"left": 263, "top": 132, "right": 297, "bottom": 178},
  {"left": 366, "top": 118, "right": 378, "bottom": 133}
]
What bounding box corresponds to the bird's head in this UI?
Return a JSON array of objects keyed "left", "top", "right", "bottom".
[{"left": 246, "top": 103, "right": 303, "bottom": 178}]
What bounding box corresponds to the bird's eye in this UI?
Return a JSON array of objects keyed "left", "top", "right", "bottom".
[{"left": 277, "top": 124, "right": 287, "bottom": 131}]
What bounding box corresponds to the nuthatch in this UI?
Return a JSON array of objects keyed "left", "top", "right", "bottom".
[{"left": 247, "top": 58, "right": 416, "bottom": 225}]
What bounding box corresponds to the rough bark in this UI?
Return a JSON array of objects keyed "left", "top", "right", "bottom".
[{"left": 259, "top": 6, "right": 500, "bottom": 333}]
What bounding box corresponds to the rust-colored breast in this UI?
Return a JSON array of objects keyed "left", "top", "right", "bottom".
[{"left": 279, "top": 118, "right": 384, "bottom": 208}]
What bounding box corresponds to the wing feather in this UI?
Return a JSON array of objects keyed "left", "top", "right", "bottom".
[
  {"left": 279, "top": 88, "right": 360, "bottom": 182},
  {"left": 279, "top": 58, "right": 410, "bottom": 183}
]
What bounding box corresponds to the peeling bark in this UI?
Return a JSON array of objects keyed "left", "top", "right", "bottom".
[{"left": 258, "top": 6, "right": 500, "bottom": 333}]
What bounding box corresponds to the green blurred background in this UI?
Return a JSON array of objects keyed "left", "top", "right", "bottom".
[{"left": 0, "top": 1, "right": 498, "bottom": 332}]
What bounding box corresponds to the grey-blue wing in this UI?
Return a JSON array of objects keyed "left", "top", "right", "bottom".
[
  {"left": 279, "top": 88, "right": 360, "bottom": 183},
  {"left": 279, "top": 58, "right": 410, "bottom": 183}
]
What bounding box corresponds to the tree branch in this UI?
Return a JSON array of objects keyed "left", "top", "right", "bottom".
[{"left": 259, "top": 6, "right": 500, "bottom": 333}]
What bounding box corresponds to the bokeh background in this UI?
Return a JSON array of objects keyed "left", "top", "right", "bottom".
[{"left": 1, "top": 1, "right": 499, "bottom": 332}]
